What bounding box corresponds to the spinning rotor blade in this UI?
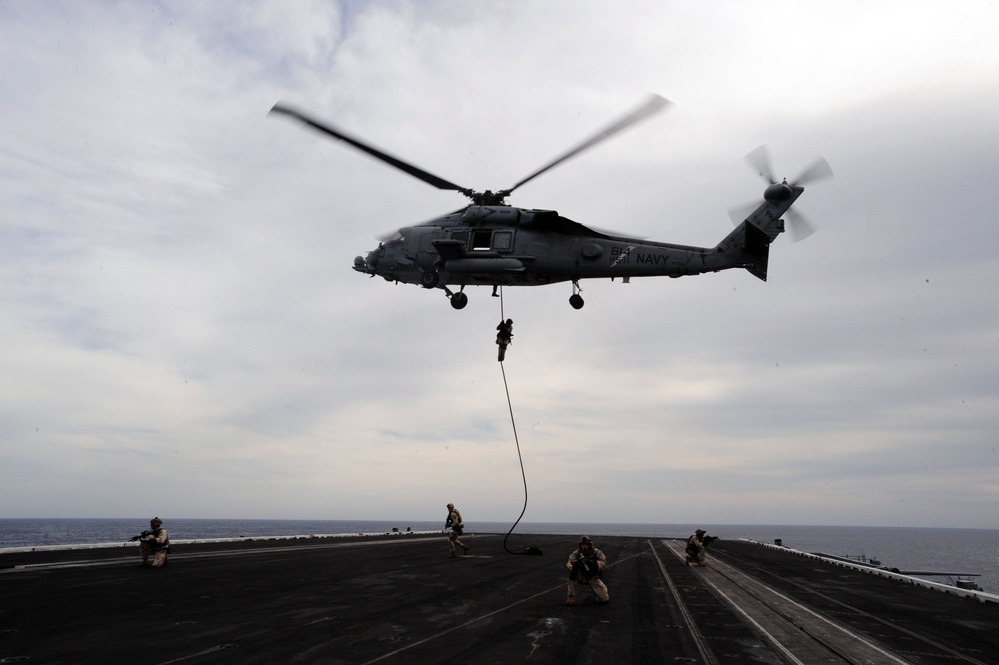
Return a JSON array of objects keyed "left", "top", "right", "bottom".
[
  {"left": 787, "top": 156, "right": 831, "bottom": 241},
  {"left": 791, "top": 156, "right": 833, "bottom": 187},
  {"left": 785, "top": 208, "right": 817, "bottom": 242},
  {"left": 728, "top": 201, "right": 758, "bottom": 226},
  {"left": 747, "top": 145, "right": 834, "bottom": 188},
  {"left": 270, "top": 103, "right": 468, "bottom": 193},
  {"left": 503, "top": 94, "right": 672, "bottom": 196},
  {"left": 745, "top": 145, "right": 776, "bottom": 184}
]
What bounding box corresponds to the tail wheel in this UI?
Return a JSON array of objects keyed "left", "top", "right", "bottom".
[
  {"left": 569, "top": 294, "right": 584, "bottom": 309},
  {"left": 450, "top": 292, "right": 468, "bottom": 309}
]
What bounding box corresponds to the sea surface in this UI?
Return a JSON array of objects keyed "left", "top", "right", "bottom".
[{"left": 2, "top": 519, "right": 996, "bottom": 593}]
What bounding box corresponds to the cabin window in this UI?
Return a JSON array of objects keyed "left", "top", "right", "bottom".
[
  {"left": 450, "top": 230, "right": 469, "bottom": 245},
  {"left": 492, "top": 231, "right": 513, "bottom": 251},
  {"left": 472, "top": 230, "right": 492, "bottom": 250}
]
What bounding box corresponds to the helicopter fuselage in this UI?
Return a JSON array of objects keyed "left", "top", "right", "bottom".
[{"left": 354, "top": 185, "right": 803, "bottom": 308}]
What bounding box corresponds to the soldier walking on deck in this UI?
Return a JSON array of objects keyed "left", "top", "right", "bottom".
[
  {"left": 445, "top": 503, "right": 469, "bottom": 558},
  {"left": 565, "top": 536, "right": 609, "bottom": 605},
  {"left": 685, "top": 529, "right": 707, "bottom": 566},
  {"left": 139, "top": 517, "right": 170, "bottom": 568}
]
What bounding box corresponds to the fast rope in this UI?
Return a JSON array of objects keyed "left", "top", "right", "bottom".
[{"left": 497, "top": 286, "right": 543, "bottom": 556}]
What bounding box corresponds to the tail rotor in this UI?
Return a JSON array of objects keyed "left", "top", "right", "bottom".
[{"left": 729, "top": 145, "right": 833, "bottom": 242}]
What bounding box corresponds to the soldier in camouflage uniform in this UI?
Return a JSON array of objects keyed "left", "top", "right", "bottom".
[
  {"left": 445, "top": 503, "right": 470, "bottom": 558},
  {"left": 565, "top": 536, "right": 609, "bottom": 605},
  {"left": 140, "top": 517, "right": 170, "bottom": 568}
]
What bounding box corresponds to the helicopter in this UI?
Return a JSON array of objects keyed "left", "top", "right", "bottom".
[{"left": 270, "top": 96, "right": 831, "bottom": 310}]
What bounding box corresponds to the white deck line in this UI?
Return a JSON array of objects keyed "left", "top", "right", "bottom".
[{"left": 741, "top": 538, "right": 999, "bottom": 604}]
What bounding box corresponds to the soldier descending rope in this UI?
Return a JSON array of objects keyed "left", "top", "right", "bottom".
[{"left": 496, "top": 319, "right": 513, "bottom": 361}]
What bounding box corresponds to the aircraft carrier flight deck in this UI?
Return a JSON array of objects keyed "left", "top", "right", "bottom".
[{"left": 2, "top": 534, "right": 997, "bottom": 664}]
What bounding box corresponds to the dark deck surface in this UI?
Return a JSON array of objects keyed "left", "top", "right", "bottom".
[{"left": 2, "top": 534, "right": 997, "bottom": 664}]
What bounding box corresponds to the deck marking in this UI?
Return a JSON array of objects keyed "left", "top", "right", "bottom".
[
  {"left": 156, "top": 643, "right": 238, "bottom": 664},
  {"left": 661, "top": 539, "right": 911, "bottom": 665},
  {"left": 360, "top": 551, "right": 643, "bottom": 664},
  {"left": 359, "top": 584, "right": 557, "bottom": 663},
  {"left": 725, "top": 547, "right": 993, "bottom": 665},
  {"left": 647, "top": 540, "right": 718, "bottom": 665}
]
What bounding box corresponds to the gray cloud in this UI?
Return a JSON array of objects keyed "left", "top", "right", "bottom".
[{"left": 1, "top": 0, "right": 997, "bottom": 527}]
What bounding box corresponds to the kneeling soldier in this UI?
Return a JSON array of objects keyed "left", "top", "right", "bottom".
[
  {"left": 565, "top": 536, "right": 609, "bottom": 605},
  {"left": 139, "top": 517, "right": 170, "bottom": 568}
]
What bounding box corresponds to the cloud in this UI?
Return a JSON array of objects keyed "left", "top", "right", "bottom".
[{"left": 1, "top": 0, "right": 997, "bottom": 528}]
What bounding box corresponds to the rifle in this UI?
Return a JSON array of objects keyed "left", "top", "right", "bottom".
[
  {"left": 129, "top": 530, "right": 153, "bottom": 542},
  {"left": 570, "top": 556, "right": 603, "bottom": 581}
]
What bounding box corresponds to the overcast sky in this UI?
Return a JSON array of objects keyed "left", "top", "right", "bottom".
[{"left": 2, "top": 1, "right": 997, "bottom": 528}]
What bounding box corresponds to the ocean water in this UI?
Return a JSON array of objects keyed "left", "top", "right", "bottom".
[{"left": 2, "top": 519, "right": 996, "bottom": 593}]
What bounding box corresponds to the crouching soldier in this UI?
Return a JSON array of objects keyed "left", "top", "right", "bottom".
[
  {"left": 565, "top": 536, "right": 609, "bottom": 605},
  {"left": 685, "top": 529, "right": 707, "bottom": 566},
  {"left": 139, "top": 517, "right": 170, "bottom": 567}
]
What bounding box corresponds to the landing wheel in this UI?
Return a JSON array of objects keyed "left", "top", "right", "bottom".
[
  {"left": 420, "top": 270, "right": 440, "bottom": 289},
  {"left": 450, "top": 292, "right": 468, "bottom": 309}
]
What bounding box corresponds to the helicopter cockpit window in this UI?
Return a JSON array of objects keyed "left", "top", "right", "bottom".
[
  {"left": 492, "top": 231, "right": 513, "bottom": 251},
  {"left": 450, "top": 230, "right": 469, "bottom": 245},
  {"left": 385, "top": 231, "right": 405, "bottom": 244}
]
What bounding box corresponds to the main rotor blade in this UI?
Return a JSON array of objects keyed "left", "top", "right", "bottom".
[
  {"left": 270, "top": 103, "right": 468, "bottom": 193},
  {"left": 791, "top": 156, "right": 834, "bottom": 187},
  {"left": 503, "top": 94, "right": 672, "bottom": 196},
  {"left": 745, "top": 145, "right": 776, "bottom": 184}
]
